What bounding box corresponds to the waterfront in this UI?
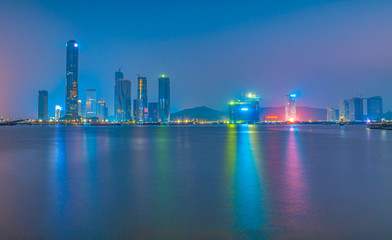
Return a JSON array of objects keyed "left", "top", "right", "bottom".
[{"left": 0, "top": 125, "right": 391, "bottom": 239}]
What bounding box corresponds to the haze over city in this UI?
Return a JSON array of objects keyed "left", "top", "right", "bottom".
[{"left": 0, "top": 0, "right": 392, "bottom": 118}]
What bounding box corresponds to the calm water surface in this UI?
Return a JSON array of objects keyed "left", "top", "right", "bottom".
[{"left": 0, "top": 125, "right": 391, "bottom": 239}]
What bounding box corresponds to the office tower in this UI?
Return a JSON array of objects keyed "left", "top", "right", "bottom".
[
  {"left": 97, "top": 101, "right": 108, "bottom": 122},
  {"left": 348, "top": 97, "right": 363, "bottom": 121},
  {"left": 86, "top": 88, "right": 97, "bottom": 118},
  {"left": 114, "top": 69, "right": 124, "bottom": 117},
  {"left": 117, "top": 79, "right": 132, "bottom": 121},
  {"left": 158, "top": 74, "right": 170, "bottom": 122},
  {"left": 137, "top": 76, "right": 148, "bottom": 121},
  {"left": 338, "top": 100, "right": 346, "bottom": 120},
  {"left": 38, "top": 90, "right": 48, "bottom": 121},
  {"left": 55, "top": 105, "right": 62, "bottom": 121},
  {"left": 133, "top": 99, "right": 144, "bottom": 122},
  {"left": 229, "top": 93, "right": 260, "bottom": 124},
  {"left": 367, "top": 96, "right": 383, "bottom": 121},
  {"left": 285, "top": 94, "right": 296, "bottom": 122},
  {"left": 148, "top": 102, "right": 159, "bottom": 122},
  {"left": 78, "top": 100, "right": 82, "bottom": 116},
  {"left": 65, "top": 40, "right": 79, "bottom": 120},
  {"left": 327, "top": 108, "right": 339, "bottom": 121}
]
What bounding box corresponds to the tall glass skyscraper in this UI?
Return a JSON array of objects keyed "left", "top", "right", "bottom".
[
  {"left": 367, "top": 96, "right": 383, "bottom": 121},
  {"left": 86, "top": 88, "right": 97, "bottom": 118},
  {"left": 137, "top": 76, "right": 148, "bottom": 121},
  {"left": 65, "top": 40, "right": 79, "bottom": 120},
  {"left": 158, "top": 75, "right": 170, "bottom": 122},
  {"left": 133, "top": 99, "right": 144, "bottom": 123},
  {"left": 148, "top": 102, "right": 159, "bottom": 122},
  {"left": 116, "top": 79, "right": 132, "bottom": 121},
  {"left": 38, "top": 90, "right": 48, "bottom": 121},
  {"left": 348, "top": 97, "right": 363, "bottom": 121},
  {"left": 285, "top": 94, "right": 296, "bottom": 122},
  {"left": 114, "top": 69, "right": 124, "bottom": 117}
]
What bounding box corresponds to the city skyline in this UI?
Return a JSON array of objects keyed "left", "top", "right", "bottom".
[{"left": 0, "top": 0, "right": 392, "bottom": 118}]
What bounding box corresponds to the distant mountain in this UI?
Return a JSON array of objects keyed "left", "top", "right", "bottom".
[
  {"left": 171, "top": 105, "right": 327, "bottom": 122},
  {"left": 171, "top": 106, "right": 228, "bottom": 121}
]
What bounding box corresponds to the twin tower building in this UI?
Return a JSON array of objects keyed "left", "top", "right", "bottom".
[{"left": 65, "top": 40, "right": 170, "bottom": 123}]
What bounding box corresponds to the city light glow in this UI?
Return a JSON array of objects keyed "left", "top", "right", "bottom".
[{"left": 241, "top": 108, "right": 248, "bottom": 111}]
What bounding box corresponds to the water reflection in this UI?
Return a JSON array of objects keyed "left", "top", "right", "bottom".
[
  {"left": 226, "top": 125, "right": 267, "bottom": 238},
  {"left": 281, "top": 125, "right": 313, "bottom": 229}
]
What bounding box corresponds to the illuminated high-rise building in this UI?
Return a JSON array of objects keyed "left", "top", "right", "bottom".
[
  {"left": 114, "top": 69, "right": 124, "bottom": 117},
  {"left": 97, "top": 101, "right": 108, "bottom": 122},
  {"left": 78, "top": 100, "right": 82, "bottom": 116},
  {"left": 86, "top": 88, "right": 97, "bottom": 118},
  {"left": 158, "top": 74, "right": 170, "bottom": 122},
  {"left": 229, "top": 93, "right": 260, "bottom": 124},
  {"left": 367, "top": 96, "right": 383, "bottom": 121},
  {"left": 65, "top": 40, "right": 79, "bottom": 120},
  {"left": 55, "top": 105, "right": 62, "bottom": 121},
  {"left": 137, "top": 76, "right": 148, "bottom": 121},
  {"left": 148, "top": 102, "right": 159, "bottom": 122},
  {"left": 348, "top": 97, "right": 363, "bottom": 121},
  {"left": 38, "top": 90, "right": 48, "bottom": 121},
  {"left": 133, "top": 99, "right": 144, "bottom": 123},
  {"left": 285, "top": 94, "right": 296, "bottom": 122},
  {"left": 327, "top": 108, "right": 339, "bottom": 121},
  {"left": 116, "top": 79, "right": 132, "bottom": 121}
]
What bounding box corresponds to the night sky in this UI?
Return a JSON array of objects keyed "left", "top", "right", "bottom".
[{"left": 1, "top": 0, "right": 391, "bottom": 118}]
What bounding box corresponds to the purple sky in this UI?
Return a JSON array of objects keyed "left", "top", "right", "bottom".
[{"left": 0, "top": 0, "right": 391, "bottom": 118}]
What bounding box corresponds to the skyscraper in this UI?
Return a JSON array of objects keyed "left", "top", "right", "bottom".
[
  {"left": 55, "top": 105, "right": 62, "bottom": 122},
  {"left": 86, "top": 88, "right": 97, "bottom": 118},
  {"left": 327, "top": 108, "right": 339, "bottom": 121},
  {"left": 158, "top": 74, "right": 170, "bottom": 122},
  {"left": 117, "top": 79, "right": 132, "bottom": 121},
  {"left": 148, "top": 102, "right": 159, "bottom": 122},
  {"left": 38, "top": 90, "right": 48, "bottom": 121},
  {"left": 367, "top": 96, "right": 383, "bottom": 121},
  {"left": 133, "top": 99, "right": 144, "bottom": 123},
  {"left": 97, "top": 101, "right": 108, "bottom": 122},
  {"left": 348, "top": 97, "right": 363, "bottom": 121},
  {"left": 114, "top": 69, "right": 124, "bottom": 117},
  {"left": 137, "top": 76, "right": 148, "bottom": 121},
  {"left": 78, "top": 100, "right": 82, "bottom": 117},
  {"left": 65, "top": 40, "right": 79, "bottom": 120},
  {"left": 285, "top": 94, "right": 296, "bottom": 122}
]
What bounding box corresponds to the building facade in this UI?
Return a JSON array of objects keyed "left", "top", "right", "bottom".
[
  {"left": 285, "top": 94, "right": 296, "bottom": 122},
  {"left": 229, "top": 93, "right": 260, "bottom": 124},
  {"left": 97, "top": 101, "right": 108, "bottom": 122},
  {"left": 367, "top": 96, "right": 383, "bottom": 121},
  {"left": 348, "top": 97, "right": 363, "bottom": 121},
  {"left": 65, "top": 40, "right": 79, "bottom": 120},
  {"left": 116, "top": 79, "right": 132, "bottom": 121},
  {"left": 327, "top": 108, "right": 339, "bottom": 121},
  {"left": 86, "top": 88, "right": 97, "bottom": 118},
  {"left": 114, "top": 69, "right": 124, "bottom": 118},
  {"left": 148, "top": 102, "right": 159, "bottom": 122},
  {"left": 55, "top": 105, "right": 62, "bottom": 121},
  {"left": 38, "top": 90, "right": 48, "bottom": 121},
  {"left": 158, "top": 75, "right": 170, "bottom": 122},
  {"left": 133, "top": 99, "right": 144, "bottom": 123},
  {"left": 137, "top": 76, "right": 148, "bottom": 121}
]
